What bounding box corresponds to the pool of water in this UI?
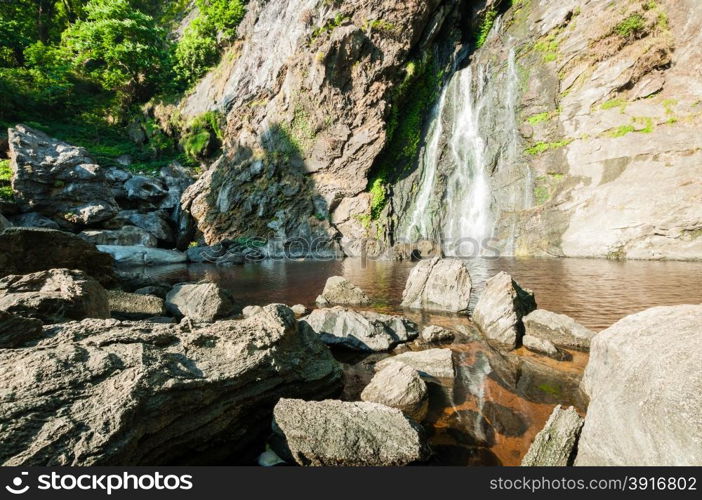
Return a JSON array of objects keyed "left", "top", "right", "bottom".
[{"left": 121, "top": 256, "right": 702, "bottom": 465}]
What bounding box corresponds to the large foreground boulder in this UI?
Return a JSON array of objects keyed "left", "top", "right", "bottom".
[
  {"left": 576, "top": 305, "right": 702, "bottom": 466},
  {"left": 0, "top": 304, "right": 342, "bottom": 465},
  {"left": 166, "top": 282, "right": 237, "bottom": 322},
  {"left": 361, "top": 362, "right": 429, "bottom": 422},
  {"left": 301, "top": 307, "right": 418, "bottom": 352},
  {"left": 0, "top": 269, "right": 110, "bottom": 323},
  {"left": 8, "top": 125, "right": 119, "bottom": 225},
  {"left": 0, "top": 228, "right": 114, "bottom": 285},
  {"left": 315, "top": 276, "right": 371, "bottom": 306},
  {"left": 0, "top": 311, "right": 42, "bottom": 348},
  {"left": 472, "top": 272, "right": 536, "bottom": 350},
  {"left": 97, "top": 245, "right": 187, "bottom": 266},
  {"left": 522, "top": 405, "right": 583, "bottom": 466},
  {"left": 401, "top": 257, "right": 472, "bottom": 313},
  {"left": 523, "top": 309, "right": 596, "bottom": 351},
  {"left": 273, "top": 399, "right": 430, "bottom": 466}
]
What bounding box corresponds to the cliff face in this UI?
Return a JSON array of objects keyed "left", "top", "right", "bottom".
[{"left": 180, "top": 0, "right": 702, "bottom": 260}]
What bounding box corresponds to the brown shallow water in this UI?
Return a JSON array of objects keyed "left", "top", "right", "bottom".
[{"left": 127, "top": 256, "right": 702, "bottom": 465}]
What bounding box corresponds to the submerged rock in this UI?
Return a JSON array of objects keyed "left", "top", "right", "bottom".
[
  {"left": 0, "top": 269, "right": 110, "bottom": 324},
  {"left": 300, "top": 307, "right": 418, "bottom": 352},
  {"left": 8, "top": 125, "right": 119, "bottom": 226},
  {"left": 0, "top": 310, "right": 43, "bottom": 348},
  {"left": 0, "top": 228, "right": 114, "bottom": 285},
  {"left": 361, "top": 362, "right": 429, "bottom": 422},
  {"left": 401, "top": 257, "right": 472, "bottom": 313},
  {"left": 522, "top": 405, "right": 583, "bottom": 466},
  {"left": 576, "top": 305, "right": 702, "bottom": 466},
  {"left": 106, "top": 290, "right": 166, "bottom": 320},
  {"left": 97, "top": 245, "right": 187, "bottom": 266},
  {"left": 420, "top": 325, "right": 455, "bottom": 343},
  {"left": 376, "top": 348, "right": 455, "bottom": 381},
  {"left": 315, "top": 276, "right": 371, "bottom": 306},
  {"left": 165, "top": 282, "right": 237, "bottom": 322},
  {"left": 523, "top": 309, "right": 596, "bottom": 351},
  {"left": 472, "top": 272, "right": 536, "bottom": 351},
  {"left": 273, "top": 399, "right": 430, "bottom": 466},
  {"left": 0, "top": 304, "right": 342, "bottom": 465}
]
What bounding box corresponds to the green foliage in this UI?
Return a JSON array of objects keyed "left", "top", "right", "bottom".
[
  {"left": 311, "top": 13, "right": 350, "bottom": 42},
  {"left": 614, "top": 14, "right": 646, "bottom": 39},
  {"left": 363, "top": 19, "right": 397, "bottom": 33},
  {"left": 534, "top": 30, "right": 560, "bottom": 62},
  {"left": 475, "top": 8, "right": 498, "bottom": 49},
  {"left": 601, "top": 98, "right": 627, "bottom": 111},
  {"left": 61, "top": 0, "right": 171, "bottom": 104},
  {"left": 525, "top": 139, "right": 573, "bottom": 155},
  {"left": 0, "top": 159, "right": 14, "bottom": 200},
  {"left": 368, "top": 56, "right": 444, "bottom": 219},
  {"left": 180, "top": 110, "right": 224, "bottom": 160},
  {"left": 196, "top": 0, "right": 246, "bottom": 40},
  {"left": 607, "top": 124, "right": 635, "bottom": 138},
  {"left": 526, "top": 112, "right": 551, "bottom": 125}
]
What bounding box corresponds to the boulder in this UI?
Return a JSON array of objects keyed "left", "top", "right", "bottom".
[
  {"left": 376, "top": 349, "right": 455, "bottom": 381},
  {"left": 0, "top": 228, "right": 115, "bottom": 285},
  {"left": 0, "top": 269, "right": 110, "bottom": 323},
  {"left": 315, "top": 276, "right": 371, "bottom": 306},
  {"left": 8, "top": 125, "right": 119, "bottom": 225},
  {"left": 420, "top": 325, "right": 455, "bottom": 343},
  {"left": 291, "top": 304, "right": 308, "bottom": 316},
  {"left": 0, "top": 310, "right": 43, "bottom": 348},
  {"left": 133, "top": 286, "right": 170, "bottom": 299},
  {"left": 106, "top": 290, "right": 166, "bottom": 320},
  {"left": 123, "top": 176, "right": 167, "bottom": 202},
  {"left": 523, "top": 335, "right": 571, "bottom": 361},
  {"left": 523, "top": 309, "right": 596, "bottom": 351},
  {"left": 300, "top": 307, "right": 418, "bottom": 352},
  {"left": 107, "top": 211, "right": 174, "bottom": 245},
  {"left": 166, "top": 282, "right": 237, "bottom": 322},
  {"left": 79, "top": 226, "right": 158, "bottom": 247},
  {"left": 7, "top": 212, "right": 60, "bottom": 229},
  {"left": 400, "top": 257, "right": 472, "bottom": 313},
  {"left": 522, "top": 405, "right": 584, "bottom": 466},
  {"left": 472, "top": 272, "right": 536, "bottom": 350},
  {"left": 97, "top": 245, "right": 187, "bottom": 266},
  {"left": 273, "top": 399, "right": 430, "bottom": 466},
  {"left": 361, "top": 362, "right": 429, "bottom": 422},
  {"left": 242, "top": 305, "right": 264, "bottom": 318},
  {"left": 576, "top": 305, "right": 702, "bottom": 466},
  {"left": 0, "top": 304, "right": 343, "bottom": 465}
]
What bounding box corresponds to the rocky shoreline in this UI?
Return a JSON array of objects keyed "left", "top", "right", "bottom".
[{"left": 0, "top": 226, "right": 700, "bottom": 466}]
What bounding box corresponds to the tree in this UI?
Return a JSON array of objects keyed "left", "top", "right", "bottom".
[{"left": 61, "top": 0, "right": 170, "bottom": 104}]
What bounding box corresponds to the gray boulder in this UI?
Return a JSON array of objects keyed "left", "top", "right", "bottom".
[
  {"left": 315, "top": 276, "right": 371, "bottom": 306},
  {"left": 0, "top": 310, "right": 43, "bottom": 348},
  {"left": 242, "top": 305, "right": 264, "bottom": 318},
  {"left": 7, "top": 212, "right": 60, "bottom": 229},
  {"left": 361, "top": 362, "right": 429, "bottom": 422},
  {"left": 420, "top": 325, "right": 455, "bottom": 343},
  {"left": 524, "top": 309, "right": 596, "bottom": 351},
  {"left": 166, "top": 282, "right": 237, "bottom": 322},
  {"left": 123, "top": 176, "right": 167, "bottom": 202},
  {"left": 301, "top": 307, "right": 418, "bottom": 352},
  {"left": 106, "top": 290, "right": 166, "bottom": 320},
  {"left": 8, "top": 125, "right": 119, "bottom": 226},
  {"left": 79, "top": 226, "right": 157, "bottom": 247},
  {"left": 97, "top": 245, "right": 187, "bottom": 266},
  {"left": 576, "top": 305, "right": 702, "bottom": 466},
  {"left": 291, "top": 304, "right": 309, "bottom": 316},
  {"left": 376, "top": 349, "right": 455, "bottom": 381},
  {"left": 400, "top": 257, "right": 472, "bottom": 313},
  {"left": 522, "top": 405, "right": 584, "bottom": 466},
  {"left": 108, "top": 211, "right": 174, "bottom": 244},
  {"left": 472, "top": 272, "right": 537, "bottom": 350},
  {"left": 0, "top": 304, "right": 343, "bottom": 465},
  {"left": 273, "top": 399, "right": 430, "bottom": 466},
  {"left": 0, "top": 228, "right": 115, "bottom": 285},
  {"left": 523, "top": 335, "right": 570, "bottom": 361},
  {"left": 0, "top": 269, "right": 110, "bottom": 323}
]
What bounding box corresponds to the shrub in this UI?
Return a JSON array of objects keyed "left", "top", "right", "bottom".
[{"left": 615, "top": 14, "right": 646, "bottom": 39}]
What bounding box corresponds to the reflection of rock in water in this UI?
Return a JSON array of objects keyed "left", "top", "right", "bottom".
[
  {"left": 457, "top": 351, "right": 493, "bottom": 442},
  {"left": 443, "top": 410, "right": 495, "bottom": 447},
  {"left": 482, "top": 400, "right": 529, "bottom": 437},
  {"left": 428, "top": 446, "right": 502, "bottom": 467}
]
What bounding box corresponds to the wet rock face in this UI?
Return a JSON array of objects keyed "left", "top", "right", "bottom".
[
  {"left": 0, "top": 228, "right": 115, "bottom": 286},
  {"left": 273, "top": 399, "right": 430, "bottom": 466},
  {"left": 301, "top": 307, "right": 418, "bottom": 352},
  {"left": 8, "top": 125, "right": 119, "bottom": 227},
  {"left": 576, "top": 305, "right": 702, "bottom": 466},
  {"left": 401, "top": 257, "right": 472, "bottom": 313},
  {"left": 0, "top": 305, "right": 343, "bottom": 465},
  {"left": 472, "top": 272, "right": 536, "bottom": 351},
  {"left": 179, "top": 0, "right": 457, "bottom": 248},
  {"left": 522, "top": 405, "right": 583, "bottom": 466},
  {"left": 316, "top": 276, "right": 371, "bottom": 306},
  {"left": 361, "top": 362, "right": 429, "bottom": 422},
  {"left": 0, "top": 269, "right": 110, "bottom": 324}
]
